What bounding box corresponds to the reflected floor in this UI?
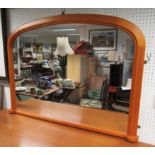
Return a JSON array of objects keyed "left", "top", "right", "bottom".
[{"left": 16, "top": 98, "right": 128, "bottom": 137}]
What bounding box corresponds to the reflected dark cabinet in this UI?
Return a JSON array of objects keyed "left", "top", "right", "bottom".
[{"left": 110, "top": 64, "right": 123, "bottom": 86}]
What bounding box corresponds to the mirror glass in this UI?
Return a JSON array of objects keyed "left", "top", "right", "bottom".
[{"left": 13, "top": 23, "right": 134, "bottom": 134}]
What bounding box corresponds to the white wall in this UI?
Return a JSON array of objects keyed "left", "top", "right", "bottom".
[
  {"left": 20, "top": 34, "right": 79, "bottom": 45},
  {"left": 21, "top": 35, "right": 57, "bottom": 44},
  {"left": 3, "top": 86, "right": 11, "bottom": 109},
  {"left": 0, "top": 9, "right": 7, "bottom": 78},
  {"left": 5, "top": 8, "right": 155, "bottom": 145},
  {"left": 0, "top": 83, "right": 11, "bottom": 109}
]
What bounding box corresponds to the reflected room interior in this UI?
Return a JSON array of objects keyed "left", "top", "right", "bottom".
[{"left": 13, "top": 24, "right": 134, "bottom": 134}]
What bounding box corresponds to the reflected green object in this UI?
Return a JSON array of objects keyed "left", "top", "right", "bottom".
[
  {"left": 88, "top": 89, "right": 101, "bottom": 100},
  {"left": 80, "top": 98, "right": 102, "bottom": 109}
]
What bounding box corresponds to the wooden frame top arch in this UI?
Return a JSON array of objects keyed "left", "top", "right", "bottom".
[{"left": 7, "top": 14, "right": 145, "bottom": 142}]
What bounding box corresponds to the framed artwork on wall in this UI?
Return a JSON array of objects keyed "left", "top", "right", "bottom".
[
  {"left": 33, "top": 43, "right": 43, "bottom": 53},
  {"left": 0, "top": 9, "right": 9, "bottom": 81},
  {"left": 89, "top": 29, "right": 117, "bottom": 51}
]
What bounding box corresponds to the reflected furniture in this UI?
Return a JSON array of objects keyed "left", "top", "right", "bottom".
[
  {"left": 108, "top": 86, "right": 130, "bottom": 112},
  {"left": 16, "top": 86, "right": 60, "bottom": 100},
  {"left": 112, "top": 89, "right": 130, "bottom": 112},
  {"left": 48, "top": 82, "right": 80, "bottom": 103},
  {"left": 67, "top": 55, "right": 87, "bottom": 83},
  {"left": 80, "top": 79, "right": 108, "bottom": 109},
  {"left": 110, "top": 64, "right": 123, "bottom": 86},
  {"left": 67, "top": 55, "right": 98, "bottom": 85},
  {"left": 89, "top": 73, "right": 107, "bottom": 90},
  {"left": 66, "top": 83, "right": 87, "bottom": 104},
  {"left": 108, "top": 86, "right": 119, "bottom": 109}
]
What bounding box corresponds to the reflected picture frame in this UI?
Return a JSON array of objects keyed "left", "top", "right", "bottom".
[
  {"left": 89, "top": 29, "right": 117, "bottom": 51},
  {"left": 33, "top": 43, "right": 43, "bottom": 53}
]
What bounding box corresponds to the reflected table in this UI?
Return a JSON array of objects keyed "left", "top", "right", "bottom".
[{"left": 16, "top": 86, "right": 60, "bottom": 100}]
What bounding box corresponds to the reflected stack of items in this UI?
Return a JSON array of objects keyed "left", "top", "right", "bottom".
[
  {"left": 63, "top": 79, "right": 75, "bottom": 89},
  {"left": 73, "top": 40, "right": 93, "bottom": 55}
]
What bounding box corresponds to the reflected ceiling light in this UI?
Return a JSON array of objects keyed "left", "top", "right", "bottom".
[
  {"left": 54, "top": 37, "right": 74, "bottom": 57},
  {"left": 67, "top": 34, "right": 80, "bottom": 36},
  {"left": 23, "top": 34, "right": 39, "bottom": 37},
  {"left": 52, "top": 28, "right": 76, "bottom": 32}
]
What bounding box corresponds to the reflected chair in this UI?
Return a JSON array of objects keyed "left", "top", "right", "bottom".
[
  {"left": 80, "top": 79, "right": 109, "bottom": 109},
  {"left": 112, "top": 89, "right": 130, "bottom": 113}
]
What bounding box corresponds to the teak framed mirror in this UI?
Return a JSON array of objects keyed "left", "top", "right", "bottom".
[{"left": 7, "top": 14, "right": 145, "bottom": 142}]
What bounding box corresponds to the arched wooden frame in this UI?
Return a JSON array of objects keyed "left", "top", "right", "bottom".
[{"left": 7, "top": 14, "right": 145, "bottom": 142}]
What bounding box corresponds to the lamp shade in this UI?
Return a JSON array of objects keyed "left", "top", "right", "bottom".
[{"left": 54, "top": 37, "right": 74, "bottom": 57}]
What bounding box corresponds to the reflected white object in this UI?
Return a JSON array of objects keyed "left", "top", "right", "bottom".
[
  {"left": 42, "top": 62, "right": 50, "bottom": 68},
  {"left": 121, "top": 78, "right": 132, "bottom": 90},
  {"left": 112, "top": 103, "right": 129, "bottom": 112},
  {"left": 15, "top": 86, "right": 26, "bottom": 92},
  {"left": 52, "top": 28, "right": 76, "bottom": 32},
  {"left": 106, "top": 51, "right": 124, "bottom": 62},
  {"left": 32, "top": 53, "right": 37, "bottom": 59},
  {"left": 54, "top": 37, "right": 74, "bottom": 57},
  {"left": 126, "top": 78, "right": 132, "bottom": 89}
]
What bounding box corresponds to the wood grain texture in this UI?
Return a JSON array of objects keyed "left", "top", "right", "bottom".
[
  {"left": 16, "top": 99, "right": 128, "bottom": 138},
  {"left": 0, "top": 110, "right": 153, "bottom": 147},
  {"left": 7, "top": 14, "right": 146, "bottom": 142}
]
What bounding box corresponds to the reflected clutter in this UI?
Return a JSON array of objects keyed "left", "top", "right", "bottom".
[
  {"left": 14, "top": 24, "right": 134, "bottom": 113},
  {"left": 13, "top": 23, "right": 134, "bottom": 136}
]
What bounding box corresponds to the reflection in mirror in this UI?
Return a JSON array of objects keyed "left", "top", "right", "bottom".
[{"left": 13, "top": 24, "right": 134, "bottom": 134}]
